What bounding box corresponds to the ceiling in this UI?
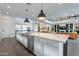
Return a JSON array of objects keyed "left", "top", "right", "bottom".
[{"left": 0, "top": 3, "right": 79, "bottom": 21}]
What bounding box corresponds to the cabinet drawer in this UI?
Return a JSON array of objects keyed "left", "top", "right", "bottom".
[
  {"left": 34, "top": 37, "right": 43, "bottom": 43},
  {"left": 45, "top": 39, "right": 59, "bottom": 48},
  {"left": 34, "top": 37, "right": 47, "bottom": 44}
]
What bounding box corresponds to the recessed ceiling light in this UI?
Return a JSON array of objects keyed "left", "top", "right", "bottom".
[{"left": 7, "top": 6, "right": 10, "bottom": 8}]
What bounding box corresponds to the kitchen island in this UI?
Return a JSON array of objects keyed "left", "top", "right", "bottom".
[{"left": 16, "top": 32, "right": 69, "bottom": 56}]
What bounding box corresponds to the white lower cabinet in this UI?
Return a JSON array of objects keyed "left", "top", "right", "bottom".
[
  {"left": 16, "top": 34, "right": 23, "bottom": 43},
  {"left": 34, "top": 37, "right": 59, "bottom": 56},
  {"left": 43, "top": 44, "right": 59, "bottom": 56},
  {"left": 23, "top": 37, "right": 28, "bottom": 47},
  {"left": 16, "top": 34, "right": 63, "bottom": 56},
  {"left": 34, "top": 37, "right": 43, "bottom": 56},
  {"left": 16, "top": 34, "right": 28, "bottom": 47}
]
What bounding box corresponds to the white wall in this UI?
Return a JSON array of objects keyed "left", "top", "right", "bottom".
[{"left": 1, "top": 15, "right": 15, "bottom": 38}]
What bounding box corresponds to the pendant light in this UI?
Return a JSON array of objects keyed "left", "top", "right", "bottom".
[
  {"left": 38, "top": 4, "right": 47, "bottom": 20},
  {"left": 24, "top": 17, "right": 29, "bottom": 22},
  {"left": 24, "top": 9, "right": 29, "bottom": 23},
  {"left": 24, "top": 4, "right": 30, "bottom": 23}
]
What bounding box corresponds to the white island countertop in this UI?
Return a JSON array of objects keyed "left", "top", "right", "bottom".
[{"left": 28, "top": 32, "right": 69, "bottom": 43}]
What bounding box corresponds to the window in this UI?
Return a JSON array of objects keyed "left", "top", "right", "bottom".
[
  {"left": 16, "top": 24, "right": 21, "bottom": 30},
  {"left": 27, "top": 27, "right": 31, "bottom": 31},
  {"left": 22, "top": 25, "right": 27, "bottom": 30},
  {"left": 16, "top": 24, "right": 31, "bottom": 32}
]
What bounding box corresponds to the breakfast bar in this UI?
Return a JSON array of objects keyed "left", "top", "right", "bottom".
[{"left": 16, "top": 32, "right": 69, "bottom": 56}]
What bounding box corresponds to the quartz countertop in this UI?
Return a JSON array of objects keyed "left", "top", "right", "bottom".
[{"left": 28, "top": 32, "right": 69, "bottom": 43}]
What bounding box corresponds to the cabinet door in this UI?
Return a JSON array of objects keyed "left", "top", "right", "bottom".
[
  {"left": 44, "top": 44, "right": 59, "bottom": 56},
  {"left": 16, "top": 34, "right": 23, "bottom": 43},
  {"left": 34, "top": 37, "right": 43, "bottom": 56},
  {"left": 23, "top": 37, "right": 28, "bottom": 47},
  {"left": 16, "top": 34, "right": 20, "bottom": 41}
]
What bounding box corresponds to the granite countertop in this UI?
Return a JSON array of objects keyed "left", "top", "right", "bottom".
[{"left": 28, "top": 32, "right": 69, "bottom": 43}]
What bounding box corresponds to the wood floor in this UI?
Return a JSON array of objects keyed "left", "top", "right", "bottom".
[
  {"left": 0, "top": 38, "right": 34, "bottom": 56},
  {"left": 1, "top": 37, "right": 79, "bottom": 56}
]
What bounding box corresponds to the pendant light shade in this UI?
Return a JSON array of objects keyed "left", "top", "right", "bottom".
[
  {"left": 24, "top": 18, "right": 29, "bottom": 23},
  {"left": 38, "top": 10, "right": 46, "bottom": 20}
]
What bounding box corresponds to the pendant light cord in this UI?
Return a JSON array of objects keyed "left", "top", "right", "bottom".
[
  {"left": 25, "top": 3, "right": 31, "bottom": 19},
  {"left": 26, "top": 3, "right": 29, "bottom": 18},
  {"left": 26, "top": 9, "right": 28, "bottom": 18},
  {"left": 24, "top": 3, "right": 31, "bottom": 22},
  {"left": 41, "top": 3, "right": 43, "bottom": 10}
]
